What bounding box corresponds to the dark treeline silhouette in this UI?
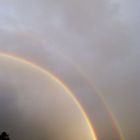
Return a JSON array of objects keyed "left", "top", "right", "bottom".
[{"left": 0, "top": 132, "right": 10, "bottom": 140}]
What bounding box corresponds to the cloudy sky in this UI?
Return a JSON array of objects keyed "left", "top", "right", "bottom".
[{"left": 0, "top": 0, "right": 139, "bottom": 140}]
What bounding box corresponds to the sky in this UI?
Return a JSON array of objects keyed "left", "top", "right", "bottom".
[{"left": 0, "top": 0, "right": 139, "bottom": 140}]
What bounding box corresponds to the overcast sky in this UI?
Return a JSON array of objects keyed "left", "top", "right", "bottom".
[{"left": 0, "top": 0, "right": 139, "bottom": 140}]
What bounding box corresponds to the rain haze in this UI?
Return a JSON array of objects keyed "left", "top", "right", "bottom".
[{"left": 0, "top": 0, "right": 139, "bottom": 140}]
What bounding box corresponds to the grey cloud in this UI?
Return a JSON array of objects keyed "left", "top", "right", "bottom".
[{"left": 0, "top": 0, "right": 140, "bottom": 140}]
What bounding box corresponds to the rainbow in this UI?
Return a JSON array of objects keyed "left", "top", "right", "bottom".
[{"left": 0, "top": 52, "right": 98, "bottom": 140}]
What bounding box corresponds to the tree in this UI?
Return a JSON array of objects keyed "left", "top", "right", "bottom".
[{"left": 0, "top": 132, "right": 10, "bottom": 140}]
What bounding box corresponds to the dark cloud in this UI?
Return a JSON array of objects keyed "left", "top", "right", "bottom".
[{"left": 0, "top": 84, "right": 52, "bottom": 140}]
